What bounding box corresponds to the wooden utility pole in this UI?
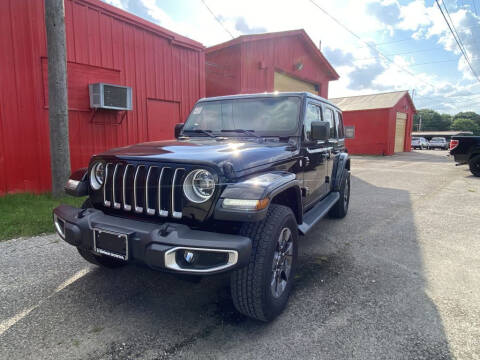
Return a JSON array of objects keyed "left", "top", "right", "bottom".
[{"left": 45, "top": 0, "right": 71, "bottom": 197}]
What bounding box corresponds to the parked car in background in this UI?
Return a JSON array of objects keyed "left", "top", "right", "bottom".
[
  {"left": 411, "top": 137, "right": 429, "bottom": 150},
  {"left": 450, "top": 136, "right": 480, "bottom": 177},
  {"left": 429, "top": 137, "right": 449, "bottom": 150}
]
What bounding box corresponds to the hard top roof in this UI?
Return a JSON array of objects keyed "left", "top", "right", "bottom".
[{"left": 198, "top": 92, "right": 341, "bottom": 111}]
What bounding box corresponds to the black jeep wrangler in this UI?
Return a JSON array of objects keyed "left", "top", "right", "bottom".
[{"left": 54, "top": 92, "right": 351, "bottom": 321}]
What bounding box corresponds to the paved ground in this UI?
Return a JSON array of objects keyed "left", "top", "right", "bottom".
[{"left": 1, "top": 150, "right": 479, "bottom": 360}]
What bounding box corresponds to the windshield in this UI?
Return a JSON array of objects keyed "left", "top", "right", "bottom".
[
  {"left": 183, "top": 97, "right": 301, "bottom": 136},
  {"left": 431, "top": 137, "right": 445, "bottom": 141}
]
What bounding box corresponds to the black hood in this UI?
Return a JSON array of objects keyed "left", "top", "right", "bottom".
[{"left": 97, "top": 138, "right": 298, "bottom": 173}]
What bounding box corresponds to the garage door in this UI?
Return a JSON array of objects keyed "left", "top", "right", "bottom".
[
  {"left": 394, "top": 112, "right": 407, "bottom": 152},
  {"left": 274, "top": 71, "right": 317, "bottom": 94}
]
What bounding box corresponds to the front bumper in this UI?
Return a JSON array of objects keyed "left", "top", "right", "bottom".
[{"left": 53, "top": 205, "right": 251, "bottom": 275}]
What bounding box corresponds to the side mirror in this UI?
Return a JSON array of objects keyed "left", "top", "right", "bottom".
[
  {"left": 174, "top": 123, "right": 184, "bottom": 138},
  {"left": 310, "top": 121, "right": 329, "bottom": 141}
]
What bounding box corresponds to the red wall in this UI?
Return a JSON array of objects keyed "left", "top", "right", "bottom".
[
  {"left": 206, "top": 45, "right": 241, "bottom": 97},
  {"left": 0, "top": 0, "right": 205, "bottom": 194},
  {"left": 342, "top": 95, "right": 415, "bottom": 156},
  {"left": 343, "top": 109, "right": 391, "bottom": 155},
  {"left": 206, "top": 34, "right": 333, "bottom": 98}
]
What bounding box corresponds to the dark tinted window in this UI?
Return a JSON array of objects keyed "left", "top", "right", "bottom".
[
  {"left": 335, "top": 111, "right": 344, "bottom": 138},
  {"left": 324, "top": 108, "right": 336, "bottom": 138},
  {"left": 184, "top": 97, "right": 301, "bottom": 134}
]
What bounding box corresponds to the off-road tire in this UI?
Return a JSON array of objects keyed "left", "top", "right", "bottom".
[
  {"left": 329, "top": 171, "right": 350, "bottom": 218},
  {"left": 77, "top": 199, "right": 126, "bottom": 268},
  {"left": 230, "top": 204, "right": 298, "bottom": 322},
  {"left": 469, "top": 154, "right": 480, "bottom": 177}
]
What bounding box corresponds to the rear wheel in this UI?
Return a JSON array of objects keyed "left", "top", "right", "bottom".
[
  {"left": 329, "top": 171, "right": 350, "bottom": 218},
  {"left": 469, "top": 155, "right": 480, "bottom": 177},
  {"left": 230, "top": 204, "right": 298, "bottom": 322}
]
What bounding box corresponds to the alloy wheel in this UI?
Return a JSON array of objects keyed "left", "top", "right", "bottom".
[{"left": 271, "top": 227, "right": 293, "bottom": 298}]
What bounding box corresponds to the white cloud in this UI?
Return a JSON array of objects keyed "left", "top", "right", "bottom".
[{"left": 99, "top": 0, "right": 480, "bottom": 114}]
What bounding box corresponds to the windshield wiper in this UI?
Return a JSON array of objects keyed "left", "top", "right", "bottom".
[
  {"left": 220, "top": 129, "right": 260, "bottom": 138},
  {"left": 182, "top": 129, "right": 217, "bottom": 138}
]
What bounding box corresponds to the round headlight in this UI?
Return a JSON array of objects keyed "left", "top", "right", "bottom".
[
  {"left": 183, "top": 169, "right": 215, "bottom": 203},
  {"left": 90, "top": 162, "right": 105, "bottom": 190}
]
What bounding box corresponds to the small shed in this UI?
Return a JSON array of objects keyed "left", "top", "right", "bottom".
[
  {"left": 330, "top": 91, "right": 416, "bottom": 155},
  {"left": 0, "top": 0, "right": 205, "bottom": 194},
  {"left": 205, "top": 29, "right": 339, "bottom": 98}
]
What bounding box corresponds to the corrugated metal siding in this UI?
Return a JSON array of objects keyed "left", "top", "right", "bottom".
[
  {"left": 342, "top": 109, "right": 391, "bottom": 155},
  {"left": 206, "top": 45, "right": 241, "bottom": 97},
  {"left": 0, "top": 0, "right": 204, "bottom": 194},
  {"left": 241, "top": 35, "right": 331, "bottom": 97},
  {"left": 206, "top": 34, "right": 332, "bottom": 98}
]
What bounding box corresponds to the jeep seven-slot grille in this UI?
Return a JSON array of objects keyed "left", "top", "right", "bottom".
[{"left": 102, "top": 163, "right": 186, "bottom": 219}]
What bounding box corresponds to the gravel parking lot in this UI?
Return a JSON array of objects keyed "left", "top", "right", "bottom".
[{"left": 1, "top": 150, "right": 479, "bottom": 360}]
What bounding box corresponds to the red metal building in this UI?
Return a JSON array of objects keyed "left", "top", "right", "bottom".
[
  {"left": 205, "top": 30, "right": 339, "bottom": 98},
  {"left": 0, "top": 0, "right": 205, "bottom": 194},
  {"left": 330, "top": 91, "right": 416, "bottom": 155}
]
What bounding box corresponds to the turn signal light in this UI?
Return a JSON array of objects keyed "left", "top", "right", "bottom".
[{"left": 222, "top": 198, "right": 270, "bottom": 210}]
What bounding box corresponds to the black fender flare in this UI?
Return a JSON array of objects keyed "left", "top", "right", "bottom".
[
  {"left": 213, "top": 171, "right": 303, "bottom": 223},
  {"left": 331, "top": 153, "right": 350, "bottom": 192},
  {"left": 64, "top": 168, "right": 89, "bottom": 197}
]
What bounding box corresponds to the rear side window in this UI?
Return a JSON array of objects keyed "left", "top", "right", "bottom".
[
  {"left": 324, "top": 108, "right": 336, "bottom": 138},
  {"left": 335, "top": 111, "right": 344, "bottom": 139},
  {"left": 304, "top": 103, "right": 322, "bottom": 140}
]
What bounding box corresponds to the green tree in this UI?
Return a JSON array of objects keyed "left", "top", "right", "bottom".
[
  {"left": 440, "top": 113, "right": 452, "bottom": 129},
  {"left": 414, "top": 109, "right": 451, "bottom": 131},
  {"left": 451, "top": 118, "right": 480, "bottom": 135},
  {"left": 453, "top": 112, "right": 480, "bottom": 125}
]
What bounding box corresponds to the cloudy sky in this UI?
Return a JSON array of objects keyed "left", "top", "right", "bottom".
[{"left": 102, "top": 0, "right": 480, "bottom": 114}]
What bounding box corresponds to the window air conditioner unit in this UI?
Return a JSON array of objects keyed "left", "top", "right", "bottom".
[{"left": 89, "top": 83, "right": 132, "bottom": 110}]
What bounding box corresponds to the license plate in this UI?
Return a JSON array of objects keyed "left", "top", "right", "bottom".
[{"left": 93, "top": 229, "right": 129, "bottom": 260}]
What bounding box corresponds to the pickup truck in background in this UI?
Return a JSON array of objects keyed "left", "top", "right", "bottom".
[{"left": 450, "top": 136, "right": 480, "bottom": 177}]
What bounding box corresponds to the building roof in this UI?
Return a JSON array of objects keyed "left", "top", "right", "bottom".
[
  {"left": 412, "top": 131, "right": 473, "bottom": 136},
  {"left": 329, "top": 90, "right": 415, "bottom": 112},
  {"left": 206, "top": 29, "right": 339, "bottom": 80},
  {"left": 82, "top": 0, "right": 204, "bottom": 50}
]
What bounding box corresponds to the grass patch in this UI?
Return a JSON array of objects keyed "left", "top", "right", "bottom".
[{"left": 0, "top": 193, "right": 85, "bottom": 241}]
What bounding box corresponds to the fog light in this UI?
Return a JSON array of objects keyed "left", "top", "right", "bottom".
[{"left": 184, "top": 250, "right": 196, "bottom": 264}]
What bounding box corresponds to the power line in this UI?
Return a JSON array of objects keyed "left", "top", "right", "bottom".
[
  {"left": 354, "top": 47, "right": 448, "bottom": 61},
  {"left": 442, "top": 1, "right": 468, "bottom": 55},
  {"left": 435, "top": 0, "right": 480, "bottom": 82},
  {"left": 416, "top": 94, "right": 480, "bottom": 108},
  {"left": 409, "top": 59, "right": 458, "bottom": 67},
  {"left": 308, "top": 0, "right": 438, "bottom": 89},
  {"left": 472, "top": 0, "right": 479, "bottom": 16},
  {"left": 200, "top": 0, "right": 234, "bottom": 39}
]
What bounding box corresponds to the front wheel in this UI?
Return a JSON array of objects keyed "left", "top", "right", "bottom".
[
  {"left": 230, "top": 204, "right": 298, "bottom": 322},
  {"left": 469, "top": 155, "right": 480, "bottom": 177}
]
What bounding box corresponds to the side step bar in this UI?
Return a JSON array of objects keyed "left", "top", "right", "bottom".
[{"left": 298, "top": 192, "right": 340, "bottom": 235}]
